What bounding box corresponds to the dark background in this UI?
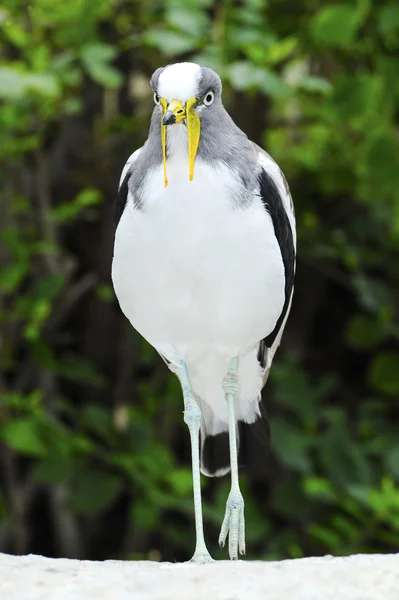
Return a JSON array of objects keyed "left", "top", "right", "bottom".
[{"left": 1, "top": 0, "right": 399, "bottom": 562}]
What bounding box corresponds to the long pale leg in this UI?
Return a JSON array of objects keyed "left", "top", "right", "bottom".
[
  {"left": 179, "top": 360, "right": 212, "bottom": 563},
  {"left": 219, "top": 357, "right": 246, "bottom": 560}
]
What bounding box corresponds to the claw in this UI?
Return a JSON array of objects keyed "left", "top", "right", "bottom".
[{"left": 219, "top": 490, "right": 245, "bottom": 560}]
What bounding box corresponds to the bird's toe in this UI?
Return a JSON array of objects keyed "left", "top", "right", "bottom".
[{"left": 219, "top": 490, "right": 246, "bottom": 560}]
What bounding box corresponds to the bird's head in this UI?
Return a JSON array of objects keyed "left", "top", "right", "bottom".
[{"left": 150, "top": 62, "right": 222, "bottom": 187}]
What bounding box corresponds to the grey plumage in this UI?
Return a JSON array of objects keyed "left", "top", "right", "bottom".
[{"left": 123, "top": 65, "right": 260, "bottom": 213}]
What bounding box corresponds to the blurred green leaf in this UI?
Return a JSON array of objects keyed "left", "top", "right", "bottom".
[
  {"left": 70, "top": 467, "right": 123, "bottom": 515},
  {"left": 51, "top": 188, "right": 102, "bottom": 222},
  {"left": 385, "top": 447, "right": 399, "bottom": 479},
  {"left": 271, "top": 417, "right": 312, "bottom": 472},
  {"left": 369, "top": 353, "right": 399, "bottom": 395},
  {"left": 0, "top": 67, "right": 27, "bottom": 98},
  {"left": 228, "top": 61, "right": 291, "bottom": 98},
  {"left": 332, "top": 74, "right": 383, "bottom": 120},
  {"left": 296, "top": 75, "right": 332, "bottom": 94},
  {"left": 33, "top": 455, "right": 73, "bottom": 485},
  {"left": 363, "top": 132, "right": 399, "bottom": 187},
  {"left": 143, "top": 29, "right": 198, "bottom": 56},
  {"left": 0, "top": 67, "right": 60, "bottom": 99},
  {"left": 80, "top": 43, "right": 122, "bottom": 88},
  {"left": 303, "top": 477, "right": 336, "bottom": 502},
  {"left": 308, "top": 523, "right": 342, "bottom": 550},
  {"left": 169, "top": 468, "right": 193, "bottom": 496},
  {"left": 346, "top": 314, "right": 386, "bottom": 350},
  {"left": 0, "top": 262, "right": 30, "bottom": 292},
  {"left": 131, "top": 500, "right": 159, "bottom": 530},
  {"left": 58, "top": 355, "right": 106, "bottom": 387},
  {"left": 80, "top": 405, "right": 114, "bottom": 442},
  {"left": 377, "top": 2, "right": 399, "bottom": 40},
  {"left": 165, "top": 7, "right": 209, "bottom": 37},
  {"left": 1, "top": 418, "right": 46, "bottom": 456},
  {"left": 310, "top": 4, "right": 366, "bottom": 48}
]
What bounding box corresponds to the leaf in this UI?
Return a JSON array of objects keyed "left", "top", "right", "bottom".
[
  {"left": 80, "top": 405, "right": 113, "bottom": 442},
  {"left": 143, "top": 29, "right": 198, "bottom": 56},
  {"left": 347, "top": 484, "right": 371, "bottom": 506},
  {"left": 332, "top": 74, "right": 383, "bottom": 120},
  {"left": 51, "top": 188, "right": 102, "bottom": 222},
  {"left": 1, "top": 418, "right": 46, "bottom": 456},
  {"left": 30, "top": 341, "right": 58, "bottom": 370},
  {"left": 0, "top": 8, "right": 9, "bottom": 24},
  {"left": 308, "top": 523, "right": 342, "bottom": 550},
  {"left": 25, "top": 73, "right": 60, "bottom": 98},
  {"left": 346, "top": 314, "right": 386, "bottom": 350},
  {"left": 0, "top": 68, "right": 59, "bottom": 99},
  {"left": 131, "top": 500, "right": 159, "bottom": 530},
  {"left": 228, "top": 62, "right": 291, "bottom": 98},
  {"left": 169, "top": 468, "right": 193, "bottom": 496},
  {"left": 369, "top": 353, "right": 399, "bottom": 396},
  {"left": 70, "top": 468, "right": 123, "bottom": 515},
  {"left": 303, "top": 477, "right": 336, "bottom": 502},
  {"left": 165, "top": 7, "right": 209, "bottom": 37},
  {"left": 271, "top": 417, "right": 312, "bottom": 472},
  {"left": 310, "top": 4, "right": 364, "bottom": 48},
  {"left": 319, "top": 411, "right": 372, "bottom": 486},
  {"left": 377, "top": 2, "right": 399, "bottom": 39},
  {"left": 296, "top": 75, "right": 332, "bottom": 94},
  {"left": 264, "top": 37, "right": 298, "bottom": 65},
  {"left": 0, "top": 68, "right": 27, "bottom": 99},
  {"left": 33, "top": 455, "right": 73, "bottom": 485},
  {"left": 272, "top": 355, "right": 335, "bottom": 421},
  {"left": 363, "top": 132, "right": 399, "bottom": 185},
  {"left": 385, "top": 447, "right": 399, "bottom": 479},
  {"left": 96, "top": 284, "right": 115, "bottom": 302},
  {"left": 0, "top": 262, "right": 30, "bottom": 292},
  {"left": 353, "top": 274, "right": 393, "bottom": 313},
  {"left": 75, "top": 188, "right": 103, "bottom": 207},
  {"left": 330, "top": 514, "right": 359, "bottom": 539},
  {"left": 58, "top": 355, "right": 106, "bottom": 387},
  {"left": 32, "top": 274, "right": 65, "bottom": 300},
  {"left": 260, "top": 70, "right": 292, "bottom": 98},
  {"left": 80, "top": 43, "right": 122, "bottom": 89}
]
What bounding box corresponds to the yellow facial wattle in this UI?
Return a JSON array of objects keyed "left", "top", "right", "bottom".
[{"left": 160, "top": 97, "right": 201, "bottom": 187}]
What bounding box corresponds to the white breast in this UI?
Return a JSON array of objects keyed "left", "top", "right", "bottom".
[{"left": 112, "top": 155, "right": 285, "bottom": 365}]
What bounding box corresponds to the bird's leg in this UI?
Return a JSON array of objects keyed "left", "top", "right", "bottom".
[
  {"left": 179, "top": 360, "right": 213, "bottom": 563},
  {"left": 219, "top": 357, "right": 246, "bottom": 560}
]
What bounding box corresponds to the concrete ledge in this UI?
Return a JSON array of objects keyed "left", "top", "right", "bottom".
[{"left": 0, "top": 552, "right": 398, "bottom": 599}]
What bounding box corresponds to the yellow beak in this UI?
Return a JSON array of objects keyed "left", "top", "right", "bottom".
[{"left": 160, "top": 97, "right": 200, "bottom": 187}]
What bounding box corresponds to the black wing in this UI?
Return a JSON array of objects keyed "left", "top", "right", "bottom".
[
  {"left": 115, "top": 170, "right": 131, "bottom": 226},
  {"left": 257, "top": 168, "right": 296, "bottom": 371}
]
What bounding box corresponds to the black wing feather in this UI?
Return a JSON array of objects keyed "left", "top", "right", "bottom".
[
  {"left": 257, "top": 169, "right": 295, "bottom": 368},
  {"left": 115, "top": 171, "right": 131, "bottom": 225}
]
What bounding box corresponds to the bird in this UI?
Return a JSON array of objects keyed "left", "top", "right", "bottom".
[{"left": 112, "top": 62, "right": 296, "bottom": 562}]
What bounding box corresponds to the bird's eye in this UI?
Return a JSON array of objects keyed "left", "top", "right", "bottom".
[
  {"left": 154, "top": 93, "right": 160, "bottom": 105},
  {"left": 203, "top": 91, "right": 214, "bottom": 107}
]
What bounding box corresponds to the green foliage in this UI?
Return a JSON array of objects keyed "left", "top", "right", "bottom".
[
  {"left": 80, "top": 44, "right": 123, "bottom": 89},
  {"left": 0, "top": 0, "right": 398, "bottom": 562},
  {"left": 1, "top": 417, "right": 47, "bottom": 457}
]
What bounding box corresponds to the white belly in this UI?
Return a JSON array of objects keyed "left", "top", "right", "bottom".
[{"left": 112, "top": 159, "right": 285, "bottom": 361}]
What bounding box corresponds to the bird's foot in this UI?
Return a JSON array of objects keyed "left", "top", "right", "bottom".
[
  {"left": 189, "top": 546, "right": 214, "bottom": 564},
  {"left": 218, "top": 489, "right": 245, "bottom": 560}
]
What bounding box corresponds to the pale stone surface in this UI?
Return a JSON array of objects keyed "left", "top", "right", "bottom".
[{"left": 0, "top": 552, "right": 398, "bottom": 600}]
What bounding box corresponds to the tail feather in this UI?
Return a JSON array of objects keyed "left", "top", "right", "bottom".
[
  {"left": 200, "top": 400, "right": 270, "bottom": 477},
  {"left": 201, "top": 431, "right": 231, "bottom": 477},
  {"left": 238, "top": 401, "right": 270, "bottom": 468}
]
